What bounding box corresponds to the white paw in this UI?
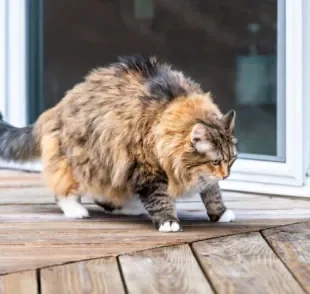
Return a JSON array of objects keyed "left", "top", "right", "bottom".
[
  {"left": 58, "top": 196, "right": 90, "bottom": 219},
  {"left": 158, "top": 221, "right": 181, "bottom": 232},
  {"left": 64, "top": 205, "right": 90, "bottom": 219},
  {"left": 218, "top": 209, "right": 235, "bottom": 222}
]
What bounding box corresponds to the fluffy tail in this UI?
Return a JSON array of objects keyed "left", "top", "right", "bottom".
[{"left": 0, "top": 113, "right": 40, "bottom": 161}]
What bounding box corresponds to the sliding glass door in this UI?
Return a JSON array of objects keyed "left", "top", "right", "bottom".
[
  {"left": 21, "top": 0, "right": 307, "bottom": 190},
  {"left": 36, "top": 0, "right": 281, "bottom": 159}
]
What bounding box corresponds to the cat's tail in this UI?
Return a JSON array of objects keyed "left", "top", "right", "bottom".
[{"left": 0, "top": 112, "right": 40, "bottom": 161}]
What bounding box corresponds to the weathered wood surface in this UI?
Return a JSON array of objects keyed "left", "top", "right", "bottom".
[
  {"left": 1, "top": 203, "right": 308, "bottom": 224},
  {"left": 120, "top": 244, "right": 213, "bottom": 294},
  {"left": 2, "top": 170, "right": 310, "bottom": 219},
  {"left": 0, "top": 215, "right": 289, "bottom": 274},
  {"left": 263, "top": 222, "right": 310, "bottom": 293},
  {"left": 0, "top": 170, "right": 43, "bottom": 188},
  {"left": 41, "top": 257, "right": 125, "bottom": 294},
  {"left": 0, "top": 271, "right": 38, "bottom": 294},
  {"left": 1, "top": 168, "right": 310, "bottom": 294},
  {"left": 0, "top": 189, "right": 307, "bottom": 275},
  {"left": 192, "top": 232, "right": 304, "bottom": 294}
]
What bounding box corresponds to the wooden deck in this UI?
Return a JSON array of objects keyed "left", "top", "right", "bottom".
[{"left": 0, "top": 169, "right": 310, "bottom": 294}]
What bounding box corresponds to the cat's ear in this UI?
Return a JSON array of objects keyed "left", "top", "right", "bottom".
[
  {"left": 222, "top": 110, "right": 236, "bottom": 132},
  {"left": 190, "top": 123, "right": 212, "bottom": 153}
]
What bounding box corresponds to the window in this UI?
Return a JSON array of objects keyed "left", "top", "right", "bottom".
[
  {"left": 1, "top": 0, "right": 308, "bottom": 194},
  {"left": 26, "top": 0, "right": 306, "bottom": 187},
  {"left": 36, "top": 0, "right": 281, "bottom": 160}
]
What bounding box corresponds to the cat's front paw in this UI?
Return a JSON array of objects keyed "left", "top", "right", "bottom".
[
  {"left": 63, "top": 205, "right": 90, "bottom": 219},
  {"left": 58, "top": 196, "right": 90, "bottom": 219},
  {"left": 218, "top": 209, "right": 235, "bottom": 222},
  {"left": 156, "top": 220, "right": 182, "bottom": 232}
]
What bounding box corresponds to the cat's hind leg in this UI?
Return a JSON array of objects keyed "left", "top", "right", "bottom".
[
  {"left": 94, "top": 195, "right": 146, "bottom": 216},
  {"left": 41, "top": 134, "right": 89, "bottom": 218},
  {"left": 94, "top": 200, "right": 118, "bottom": 212}
]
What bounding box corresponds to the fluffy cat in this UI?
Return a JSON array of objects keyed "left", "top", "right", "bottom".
[{"left": 0, "top": 55, "right": 238, "bottom": 232}]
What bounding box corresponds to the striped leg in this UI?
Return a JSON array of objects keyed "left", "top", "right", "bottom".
[
  {"left": 138, "top": 182, "right": 181, "bottom": 232},
  {"left": 200, "top": 182, "right": 235, "bottom": 222}
]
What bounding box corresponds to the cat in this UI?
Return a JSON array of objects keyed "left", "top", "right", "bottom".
[{"left": 0, "top": 55, "right": 237, "bottom": 232}]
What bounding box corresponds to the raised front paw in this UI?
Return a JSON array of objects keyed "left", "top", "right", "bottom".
[
  {"left": 209, "top": 209, "right": 236, "bottom": 223},
  {"left": 155, "top": 219, "right": 183, "bottom": 233}
]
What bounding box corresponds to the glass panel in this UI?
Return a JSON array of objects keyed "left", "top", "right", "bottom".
[{"left": 33, "top": 0, "right": 281, "bottom": 159}]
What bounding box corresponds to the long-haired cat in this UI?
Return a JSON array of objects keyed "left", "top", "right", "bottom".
[{"left": 0, "top": 55, "right": 237, "bottom": 232}]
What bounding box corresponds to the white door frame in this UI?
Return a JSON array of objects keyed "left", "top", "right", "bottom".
[
  {"left": 0, "top": 0, "right": 40, "bottom": 171},
  {"left": 0, "top": 0, "right": 310, "bottom": 195},
  {"left": 225, "top": 0, "right": 305, "bottom": 187},
  {"left": 223, "top": 0, "right": 310, "bottom": 197},
  {"left": 0, "top": 0, "right": 27, "bottom": 127}
]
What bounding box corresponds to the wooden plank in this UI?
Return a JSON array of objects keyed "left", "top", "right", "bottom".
[
  {"left": 1, "top": 203, "right": 308, "bottom": 224},
  {"left": 0, "top": 169, "right": 40, "bottom": 178},
  {"left": 0, "top": 190, "right": 92, "bottom": 205},
  {"left": 192, "top": 232, "right": 304, "bottom": 294},
  {"left": 0, "top": 270, "right": 38, "bottom": 294},
  {"left": 0, "top": 189, "right": 54, "bottom": 205},
  {"left": 2, "top": 186, "right": 310, "bottom": 220},
  {"left": 41, "top": 257, "right": 125, "bottom": 294},
  {"left": 177, "top": 202, "right": 310, "bottom": 220},
  {"left": 180, "top": 192, "right": 310, "bottom": 209},
  {"left": 0, "top": 170, "right": 43, "bottom": 188},
  {"left": 119, "top": 244, "right": 213, "bottom": 294},
  {"left": 3, "top": 180, "right": 310, "bottom": 209},
  {"left": 1, "top": 198, "right": 310, "bottom": 220},
  {"left": 0, "top": 216, "right": 300, "bottom": 275},
  {"left": 0, "top": 160, "right": 42, "bottom": 173},
  {"left": 263, "top": 222, "right": 310, "bottom": 293},
  {"left": 1, "top": 168, "right": 310, "bottom": 220}
]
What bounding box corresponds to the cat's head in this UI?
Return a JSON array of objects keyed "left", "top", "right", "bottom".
[
  {"left": 186, "top": 110, "right": 237, "bottom": 184},
  {"left": 163, "top": 109, "right": 237, "bottom": 195}
]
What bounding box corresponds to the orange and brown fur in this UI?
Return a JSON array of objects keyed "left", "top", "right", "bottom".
[{"left": 0, "top": 55, "right": 238, "bottom": 232}]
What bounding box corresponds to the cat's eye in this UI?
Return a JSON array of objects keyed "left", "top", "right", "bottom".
[{"left": 212, "top": 160, "right": 221, "bottom": 165}]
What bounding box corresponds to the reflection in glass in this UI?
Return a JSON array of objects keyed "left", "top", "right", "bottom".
[{"left": 41, "top": 0, "right": 279, "bottom": 157}]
